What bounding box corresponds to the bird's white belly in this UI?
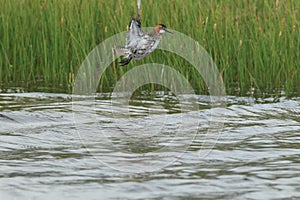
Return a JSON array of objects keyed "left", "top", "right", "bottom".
[{"left": 148, "top": 39, "right": 160, "bottom": 53}]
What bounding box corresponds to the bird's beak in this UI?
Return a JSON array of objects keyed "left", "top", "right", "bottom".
[{"left": 165, "top": 29, "right": 173, "bottom": 34}]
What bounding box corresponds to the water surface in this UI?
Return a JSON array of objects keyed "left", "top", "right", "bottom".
[{"left": 0, "top": 92, "right": 299, "bottom": 199}]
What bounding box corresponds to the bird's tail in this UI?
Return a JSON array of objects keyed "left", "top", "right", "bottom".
[{"left": 114, "top": 46, "right": 128, "bottom": 56}]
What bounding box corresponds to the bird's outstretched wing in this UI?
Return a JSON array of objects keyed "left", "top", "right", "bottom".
[{"left": 126, "top": 16, "right": 142, "bottom": 48}]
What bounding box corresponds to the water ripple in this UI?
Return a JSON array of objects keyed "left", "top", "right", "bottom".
[{"left": 0, "top": 93, "right": 299, "bottom": 199}]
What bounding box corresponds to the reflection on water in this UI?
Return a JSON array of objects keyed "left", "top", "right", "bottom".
[{"left": 0, "top": 92, "right": 299, "bottom": 199}]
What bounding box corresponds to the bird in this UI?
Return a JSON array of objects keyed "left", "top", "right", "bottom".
[{"left": 115, "top": 16, "right": 172, "bottom": 66}]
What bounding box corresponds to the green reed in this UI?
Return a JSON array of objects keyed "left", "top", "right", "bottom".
[{"left": 0, "top": 0, "right": 299, "bottom": 96}]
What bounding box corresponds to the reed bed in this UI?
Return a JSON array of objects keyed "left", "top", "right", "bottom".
[{"left": 0, "top": 0, "right": 299, "bottom": 96}]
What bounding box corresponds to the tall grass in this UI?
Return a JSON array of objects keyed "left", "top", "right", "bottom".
[{"left": 0, "top": 0, "right": 299, "bottom": 96}]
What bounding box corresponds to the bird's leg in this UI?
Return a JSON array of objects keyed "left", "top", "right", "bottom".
[{"left": 119, "top": 57, "right": 132, "bottom": 66}]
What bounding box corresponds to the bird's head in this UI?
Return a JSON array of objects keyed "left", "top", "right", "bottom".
[{"left": 155, "top": 24, "right": 173, "bottom": 34}]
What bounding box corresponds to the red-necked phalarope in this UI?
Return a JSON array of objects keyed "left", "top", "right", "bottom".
[{"left": 115, "top": 16, "right": 172, "bottom": 66}]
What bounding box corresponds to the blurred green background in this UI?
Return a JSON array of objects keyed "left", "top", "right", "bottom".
[{"left": 0, "top": 0, "right": 299, "bottom": 96}]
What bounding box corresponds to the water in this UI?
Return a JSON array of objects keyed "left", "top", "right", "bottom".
[{"left": 0, "top": 92, "right": 299, "bottom": 199}]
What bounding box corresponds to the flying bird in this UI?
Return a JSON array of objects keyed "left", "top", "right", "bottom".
[{"left": 115, "top": 1, "right": 172, "bottom": 66}]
